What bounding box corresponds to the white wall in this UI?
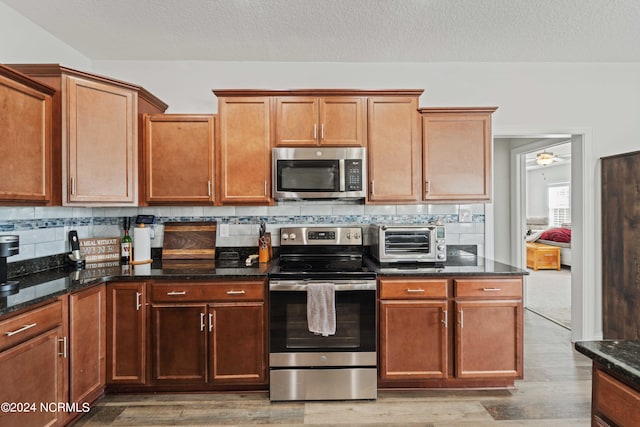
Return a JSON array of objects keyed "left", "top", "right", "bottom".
[{"left": 527, "top": 163, "right": 571, "bottom": 219}]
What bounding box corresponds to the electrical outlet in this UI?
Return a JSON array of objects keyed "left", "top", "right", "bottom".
[
  {"left": 458, "top": 206, "right": 473, "bottom": 223},
  {"left": 219, "top": 223, "right": 230, "bottom": 237}
]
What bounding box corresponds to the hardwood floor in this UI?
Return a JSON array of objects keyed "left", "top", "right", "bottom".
[{"left": 74, "top": 310, "right": 592, "bottom": 426}]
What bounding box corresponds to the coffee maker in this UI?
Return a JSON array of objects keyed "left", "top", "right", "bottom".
[{"left": 0, "top": 235, "right": 19, "bottom": 292}]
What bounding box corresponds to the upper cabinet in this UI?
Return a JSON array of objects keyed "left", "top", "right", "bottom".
[
  {"left": 275, "top": 96, "right": 365, "bottom": 147},
  {"left": 367, "top": 95, "right": 422, "bottom": 203},
  {"left": 420, "top": 107, "right": 497, "bottom": 202},
  {"left": 9, "top": 64, "right": 167, "bottom": 206},
  {"left": 143, "top": 114, "right": 215, "bottom": 204},
  {"left": 216, "top": 95, "right": 272, "bottom": 205},
  {"left": 0, "top": 65, "right": 56, "bottom": 205}
]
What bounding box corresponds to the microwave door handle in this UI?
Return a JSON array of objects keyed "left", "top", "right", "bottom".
[{"left": 339, "top": 159, "right": 346, "bottom": 192}]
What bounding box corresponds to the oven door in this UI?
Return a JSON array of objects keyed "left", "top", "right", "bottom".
[{"left": 269, "top": 280, "right": 376, "bottom": 367}]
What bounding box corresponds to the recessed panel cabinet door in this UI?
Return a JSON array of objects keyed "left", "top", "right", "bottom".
[
  {"left": 107, "top": 282, "right": 147, "bottom": 385},
  {"left": 218, "top": 97, "right": 271, "bottom": 204},
  {"left": 319, "top": 97, "right": 365, "bottom": 146},
  {"left": 144, "top": 114, "right": 215, "bottom": 204},
  {"left": 70, "top": 283, "right": 106, "bottom": 405},
  {"left": 367, "top": 97, "right": 421, "bottom": 203},
  {"left": 379, "top": 300, "right": 448, "bottom": 380},
  {"left": 0, "top": 69, "right": 53, "bottom": 204},
  {"left": 64, "top": 76, "right": 137, "bottom": 205},
  {"left": 422, "top": 108, "right": 496, "bottom": 202},
  {"left": 209, "top": 302, "right": 266, "bottom": 383}
]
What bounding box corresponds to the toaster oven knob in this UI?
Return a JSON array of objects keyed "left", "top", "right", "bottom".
[
  {"left": 437, "top": 253, "right": 446, "bottom": 260},
  {"left": 437, "top": 244, "right": 445, "bottom": 251}
]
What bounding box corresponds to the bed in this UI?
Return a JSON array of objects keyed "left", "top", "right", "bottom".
[{"left": 526, "top": 218, "right": 572, "bottom": 267}]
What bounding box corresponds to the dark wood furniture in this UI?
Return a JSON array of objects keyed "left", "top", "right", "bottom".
[
  {"left": 143, "top": 114, "right": 215, "bottom": 204},
  {"left": 420, "top": 107, "right": 496, "bottom": 202},
  {"left": 601, "top": 150, "right": 640, "bottom": 339},
  {"left": 0, "top": 65, "right": 56, "bottom": 205},
  {"left": 378, "top": 275, "right": 523, "bottom": 388}
]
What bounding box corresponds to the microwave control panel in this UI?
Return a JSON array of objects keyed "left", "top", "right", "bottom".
[{"left": 345, "top": 159, "right": 363, "bottom": 191}]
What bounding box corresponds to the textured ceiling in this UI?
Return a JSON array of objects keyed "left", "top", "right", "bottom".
[{"left": 3, "top": 0, "right": 640, "bottom": 62}]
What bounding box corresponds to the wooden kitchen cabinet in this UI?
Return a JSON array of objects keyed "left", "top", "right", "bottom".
[
  {"left": 151, "top": 280, "right": 267, "bottom": 388},
  {"left": 454, "top": 278, "right": 523, "bottom": 379},
  {"left": 592, "top": 365, "right": 640, "bottom": 427},
  {"left": 367, "top": 95, "right": 422, "bottom": 203},
  {"left": 143, "top": 114, "right": 215, "bottom": 204},
  {"left": 0, "top": 65, "right": 56, "bottom": 205},
  {"left": 69, "top": 283, "right": 106, "bottom": 405},
  {"left": 8, "top": 64, "right": 167, "bottom": 207},
  {"left": 275, "top": 96, "right": 365, "bottom": 146},
  {"left": 216, "top": 96, "right": 272, "bottom": 204},
  {"left": 0, "top": 300, "right": 66, "bottom": 427},
  {"left": 106, "top": 281, "right": 147, "bottom": 386},
  {"left": 378, "top": 279, "right": 448, "bottom": 383},
  {"left": 421, "top": 107, "right": 497, "bottom": 202}
]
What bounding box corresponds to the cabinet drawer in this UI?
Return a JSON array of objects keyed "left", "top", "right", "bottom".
[
  {"left": 595, "top": 368, "right": 640, "bottom": 426},
  {"left": 0, "top": 300, "right": 63, "bottom": 351},
  {"left": 379, "top": 279, "right": 448, "bottom": 299},
  {"left": 454, "top": 278, "right": 522, "bottom": 298},
  {"left": 151, "top": 281, "right": 265, "bottom": 302}
]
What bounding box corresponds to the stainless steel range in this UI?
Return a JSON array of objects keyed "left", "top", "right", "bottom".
[{"left": 268, "top": 226, "right": 377, "bottom": 401}]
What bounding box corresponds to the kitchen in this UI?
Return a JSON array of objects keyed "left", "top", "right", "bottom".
[{"left": 1, "top": 1, "right": 640, "bottom": 425}]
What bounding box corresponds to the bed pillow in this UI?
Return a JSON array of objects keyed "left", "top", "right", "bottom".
[{"left": 539, "top": 227, "right": 571, "bottom": 243}]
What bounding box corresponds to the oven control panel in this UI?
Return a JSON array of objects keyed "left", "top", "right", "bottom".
[{"left": 280, "top": 227, "right": 362, "bottom": 245}]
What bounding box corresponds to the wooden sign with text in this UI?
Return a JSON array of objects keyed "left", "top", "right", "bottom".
[{"left": 79, "top": 237, "right": 121, "bottom": 263}]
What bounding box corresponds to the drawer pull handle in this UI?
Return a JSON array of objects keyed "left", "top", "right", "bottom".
[
  {"left": 58, "top": 336, "right": 67, "bottom": 358},
  {"left": 482, "top": 288, "right": 502, "bottom": 292},
  {"left": 167, "top": 291, "right": 187, "bottom": 296},
  {"left": 226, "top": 290, "right": 246, "bottom": 295},
  {"left": 6, "top": 323, "right": 37, "bottom": 337},
  {"left": 406, "top": 288, "right": 425, "bottom": 293}
]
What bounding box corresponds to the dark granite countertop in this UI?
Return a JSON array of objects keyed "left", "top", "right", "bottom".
[
  {"left": 365, "top": 256, "right": 528, "bottom": 276},
  {"left": 575, "top": 340, "right": 640, "bottom": 388},
  {"left": 0, "top": 258, "right": 273, "bottom": 318}
]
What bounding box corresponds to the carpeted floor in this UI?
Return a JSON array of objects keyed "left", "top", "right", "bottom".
[{"left": 525, "top": 267, "right": 571, "bottom": 329}]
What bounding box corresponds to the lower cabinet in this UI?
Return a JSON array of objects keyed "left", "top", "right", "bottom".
[
  {"left": 592, "top": 365, "right": 640, "bottom": 427},
  {"left": 378, "top": 275, "right": 524, "bottom": 388},
  {"left": 69, "top": 283, "right": 106, "bottom": 406},
  {"left": 0, "top": 301, "right": 66, "bottom": 427},
  {"left": 106, "top": 282, "right": 147, "bottom": 385}
]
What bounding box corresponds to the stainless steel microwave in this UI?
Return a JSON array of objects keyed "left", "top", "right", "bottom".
[
  {"left": 272, "top": 147, "right": 367, "bottom": 200},
  {"left": 369, "top": 224, "right": 447, "bottom": 263}
]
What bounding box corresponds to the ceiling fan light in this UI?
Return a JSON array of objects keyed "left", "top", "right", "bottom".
[{"left": 536, "top": 151, "right": 555, "bottom": 166}]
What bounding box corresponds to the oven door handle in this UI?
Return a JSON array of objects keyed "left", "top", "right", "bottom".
[{"left": 269, "top": 281, "right": 377, "bottom": 291}]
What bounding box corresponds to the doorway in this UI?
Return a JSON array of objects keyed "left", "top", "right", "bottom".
[{"left": 491, "top": 132, "right": 596, "bottom": 342}]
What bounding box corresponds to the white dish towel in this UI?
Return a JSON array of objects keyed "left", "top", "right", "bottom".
[{"left": 307, "top": 282, "right": 336, "bottom": 336}]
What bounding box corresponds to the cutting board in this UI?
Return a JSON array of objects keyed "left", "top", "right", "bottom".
[{"left": 162, "top": 221, "right": 217, "bottom": 260}]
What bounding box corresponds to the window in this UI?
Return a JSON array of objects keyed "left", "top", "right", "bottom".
[{"left": 548, "top": 183, "right": 570, "bottom": 227}]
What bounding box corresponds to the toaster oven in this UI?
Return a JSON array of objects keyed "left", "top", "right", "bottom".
[{"left": 369, "top": 224, "right": 446, "bottom": 263}]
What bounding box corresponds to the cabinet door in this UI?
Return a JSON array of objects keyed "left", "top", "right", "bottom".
[
  {"left": 70, "top": 284, "right": 106, "bottom": 404},
  {"left": 422, "top": 108, "right": 495, "bottom": 202},
  {"left": 275, "top": 97, "right": 318, "bottom": 146},
  {"left": 367, "top": 97, "right": 421, "bottom": 202},
  {"left": 455, "top": 300, "right": 522, "bottom": 379},
  {"left": 0, "top": 327, "right": 66, "bottom": 427},
  {"left": 64, "top": 75, "right": 137, "bottom": 205},
  {"left": 379, "top": 300, "right": 448, "bottom": 380},
  {"left": 0, "top": 71, "right": 53, "bottom": 204},
  {"left": 144, "top": 114, "right": 215, "bottom": 204},
  {"left": 107, "top": 282, "right": 147, "bottom": 385},
  {"left": 152, "top": 304, "right": 207, "bottom": 383},
  {"left": 218, "top": 97, "right": 271, "bottom": 204},
  {"left": 209, "top": 302, "right": 266, "bottom": 384},
  {"left": 320, "top": 97, "right": 365, "bottom": 146}
]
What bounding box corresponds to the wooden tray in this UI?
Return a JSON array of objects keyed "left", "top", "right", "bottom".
[{"left": 162, "top": 221, "right": 217, "bottom": 260}]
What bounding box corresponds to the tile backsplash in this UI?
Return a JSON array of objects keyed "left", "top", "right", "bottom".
[{"left": 0, "top": 202, "right": 485, "bottom": 263}]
